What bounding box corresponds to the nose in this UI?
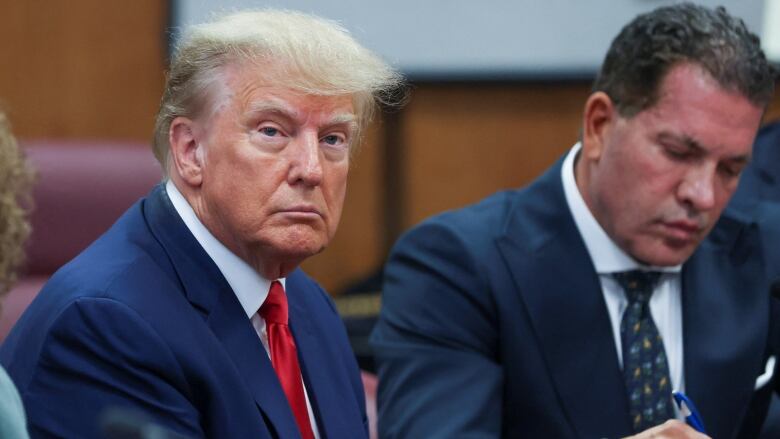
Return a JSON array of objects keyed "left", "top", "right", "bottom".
[
  {"left": 287, "top": 132, "right": 323, "bottom": 187},
  {"left": 677, "top": 165, "right": 716, "bottom": 212}
]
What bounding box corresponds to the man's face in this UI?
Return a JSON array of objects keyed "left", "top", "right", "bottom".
[
  {"left": 192, "top": 62, "right": 355, "bottom": 276},
  {"left": 579, "top": 63, "right": 763, "bottom": 266}
]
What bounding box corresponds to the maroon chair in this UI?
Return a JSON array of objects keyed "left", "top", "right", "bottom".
[{"left": 0, "top": 141, "right": 162, "bottom": 340}]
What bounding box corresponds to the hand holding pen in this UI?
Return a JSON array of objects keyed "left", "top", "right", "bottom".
[
  {"left": 622, "top": 391, "right": 709, "bottom": 438},
  {"left": 622, "top": 420, "right": 710, "bottom": 439}
]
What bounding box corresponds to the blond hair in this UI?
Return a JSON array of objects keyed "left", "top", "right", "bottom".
[
  {"left": 153, "top": 9, "right": 403, "bottom": 173},
  {"left": 0, "top": 111, "right": 33, "bottom": 298}
]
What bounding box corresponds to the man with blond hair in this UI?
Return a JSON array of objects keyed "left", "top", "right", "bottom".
[{"left": 1, "top": 10, "right": 401, "bottom": 438}]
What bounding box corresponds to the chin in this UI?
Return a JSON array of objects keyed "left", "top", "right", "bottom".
[
  {"left": 277, "top": 234, "right": 328, "bottom": 258},
  {"left": 254, "top": 223, "right": 331, "bottom": 262},
  {"left": 636, "top": 248, "right": 695, "bottom": 267},
  {"left": 625, "top": 237, "right": 697, "bottom": 267}
]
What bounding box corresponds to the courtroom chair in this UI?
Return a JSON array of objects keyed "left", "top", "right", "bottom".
[{"left": 0, "top": 141, "right": 162, "bottom": 340}]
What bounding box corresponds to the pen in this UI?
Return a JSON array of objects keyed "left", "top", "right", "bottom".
[{"left": 672, "top": 391, "right": 707, "bottom": 434}]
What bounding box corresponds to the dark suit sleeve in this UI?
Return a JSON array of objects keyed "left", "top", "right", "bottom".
[
  {"left": 741, "top": 202, "right": 780, "bottom": 438},
  {"left": 22, "top": 297, "right": 203, "bottom": 439},
  {"left": 371, "top": 220, "right": 503, "bottom": 438},
  {"left": 760, "top": 203, "right": 780, "bottom": 397}
]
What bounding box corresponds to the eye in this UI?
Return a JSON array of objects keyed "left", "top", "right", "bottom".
[
  {"left": 259, "top": 126, "right": 280, "bottom": 137},
  {"left": 718, "top": 163, "right": 743, "bottom": 178},
  {"left": 322, "top": 134, "right": 346, "bottom": 146},
  {"left": 664, "top": 145, "right": 690, "bottom": 160}
]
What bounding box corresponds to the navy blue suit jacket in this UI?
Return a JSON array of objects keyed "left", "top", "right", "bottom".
[
  {"left": 0, "top": 185, "right": 367, "bottom": 438},
  {"left": 372, "top": 158, "right": 780, "bottom": 438},
  {"left": 733, "top": 121, "right": 780, "bottom": 205}
]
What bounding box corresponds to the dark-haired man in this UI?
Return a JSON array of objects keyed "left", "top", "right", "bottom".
[{"left": 372, "top": 4, "right": 778, "bottom": 438}]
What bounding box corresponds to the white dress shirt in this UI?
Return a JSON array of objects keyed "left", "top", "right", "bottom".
[
  {"left": 560, "top": 143, "right": 685, "bottom": 397},
  {"left": 166, "top": 180, "right": 321, "bottom": 437}
]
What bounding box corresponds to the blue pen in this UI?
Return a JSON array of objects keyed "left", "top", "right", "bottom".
[{"left": 672, "top": 391, "right": 707, "bottom": 433}]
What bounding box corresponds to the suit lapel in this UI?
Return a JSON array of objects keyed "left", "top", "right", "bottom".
[
  {"left": 144, "top": 184, "right": 303, "bottom": 439},
  {"left": 496, "top": 164, "right": 632, "bottom": 438},
  {"left": 207, "top": 287, "right": 303, "bottom": 439},
  {"left": 682, "top": 213, "right": 768, "bottom": 439},
  {"left": 287, "top": 272, "right": 361, "bottom": 439}
]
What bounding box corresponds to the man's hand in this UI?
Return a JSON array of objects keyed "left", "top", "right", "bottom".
[{"left": 623, "top": 420, "right": 711, "bottom": 438}]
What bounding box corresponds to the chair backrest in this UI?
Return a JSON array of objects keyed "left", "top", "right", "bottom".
[
  {"left": 0, "top": 140, "right": 162, "bottom": 340},
  {"left": 22, "top": 140, "right": 163, "bottom": 274}
]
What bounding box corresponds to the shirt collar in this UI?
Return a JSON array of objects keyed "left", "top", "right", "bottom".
[
  {"left": 560, "top": 143, "right": 681, "bottom": 274},
  {"left": 165, "top": 180, "right": 285, "bottom": 318}
]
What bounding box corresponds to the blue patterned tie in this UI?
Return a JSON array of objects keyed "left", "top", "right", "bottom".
[{"left": 613, "top": 270, "right": 675, "bottom": 432}]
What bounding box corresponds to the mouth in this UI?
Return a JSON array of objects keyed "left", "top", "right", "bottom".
[
  {"left": 661, "top": 220, "right": 703, "bottom": 243},
  {"left": 276, "top": 205, "right": 323, "bottom": 219}
]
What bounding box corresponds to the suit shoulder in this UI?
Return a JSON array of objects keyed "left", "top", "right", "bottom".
[
  {"left": 388, "top": 190, "right": 519, "bottom": 296},
  {"left": 38, "top": 198, "right": 179, "bottom": 308},
  {"left": 40, "top": 245, "right": 177, "bottom": 311},
  {"left": 404, "top": 190, "right": 516, "bottom": 244},
  {"left": 4, "top": 295, "right": 186, "bottom": 392}
]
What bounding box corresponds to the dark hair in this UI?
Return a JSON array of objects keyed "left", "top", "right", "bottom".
[{"left": 593, "top": 3, "right": 776, "bottom": 117}]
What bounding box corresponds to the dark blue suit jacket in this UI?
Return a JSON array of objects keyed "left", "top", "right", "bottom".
[
  {"left": 0, "top": 185, "right": 367, "bottom": 438},
  {"left": 730, "top": 121, "right": 780, "bottom": 438},
  {"left": 733, "top": 122, "right": 780, "bottom": 205},
  {"left": 372, "top": 157, "right": 780, "bottom": 438}
]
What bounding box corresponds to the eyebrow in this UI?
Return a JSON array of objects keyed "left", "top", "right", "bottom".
[
  {"left": 246, "top": 101, "right": 296, "bottom": 118},
  {"left": 658, "top": 132, "right": 751, "bottom": 164},
  {"left": 246, "top": 100, "right": 358, "bottom": 133}
]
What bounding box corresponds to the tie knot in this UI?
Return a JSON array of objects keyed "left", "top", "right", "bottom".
[
  {"left": 613, "top": 270, "right": 661, "bottom": 304},
  {"left": 260, "top": 281, "right": 288, "bottom": 325}
]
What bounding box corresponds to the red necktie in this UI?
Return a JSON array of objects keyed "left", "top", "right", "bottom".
[{"left": 260, "top": 281, "right": 316, "bottom": 439}]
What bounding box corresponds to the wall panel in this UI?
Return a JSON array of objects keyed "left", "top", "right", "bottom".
[
  {"left": 402, "top": 83, "right": 591, "bottom": 228},
  {"left": 0, "top": 0, "right": 166, "bottom": 139}
]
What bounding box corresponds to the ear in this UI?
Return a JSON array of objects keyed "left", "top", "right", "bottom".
[
  {"left": 581, "top": 91, "right": 617, "bottom": 162},
  {"left": 169, "top": 117, "right": 205, "bottom": 187}
]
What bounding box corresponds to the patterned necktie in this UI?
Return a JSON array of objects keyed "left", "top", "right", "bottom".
[
  {"left": 613, "top": 270, "right": 675, "bottom": 433},
  {"left": 260, "top": 281, "right": 316, "bottom": 439}
]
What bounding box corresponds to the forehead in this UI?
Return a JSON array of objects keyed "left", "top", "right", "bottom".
[
  {"left": 636, "top": 63, "right": 762, "bottom": 153},
  {"left": 215, "top": 61, "right": 356, "bottom": 119}
]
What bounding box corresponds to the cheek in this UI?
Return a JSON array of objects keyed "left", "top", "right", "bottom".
[
  {"left": 625, "top": 151, "right": 680, "bottom": 201},
  {"left": 210, "top": 174, "right": 277, "bottom": 233},
  {"left": 604, "top": 165, "right": 667, "bottom": 230}
]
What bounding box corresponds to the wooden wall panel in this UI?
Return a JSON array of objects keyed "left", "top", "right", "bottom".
[
  {"left": 764, "top": 89, "right": 780, "bottom": 124},
  {"left": 0, "top": 0, "right": 166, "bottom": 139},
  {"left": 402, "top": 83, "right": 592, "bottom": 228}
]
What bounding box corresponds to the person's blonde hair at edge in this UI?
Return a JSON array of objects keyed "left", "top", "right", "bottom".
[{"left": 0, "top": 110, "right": 33, "bottom": 302}]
